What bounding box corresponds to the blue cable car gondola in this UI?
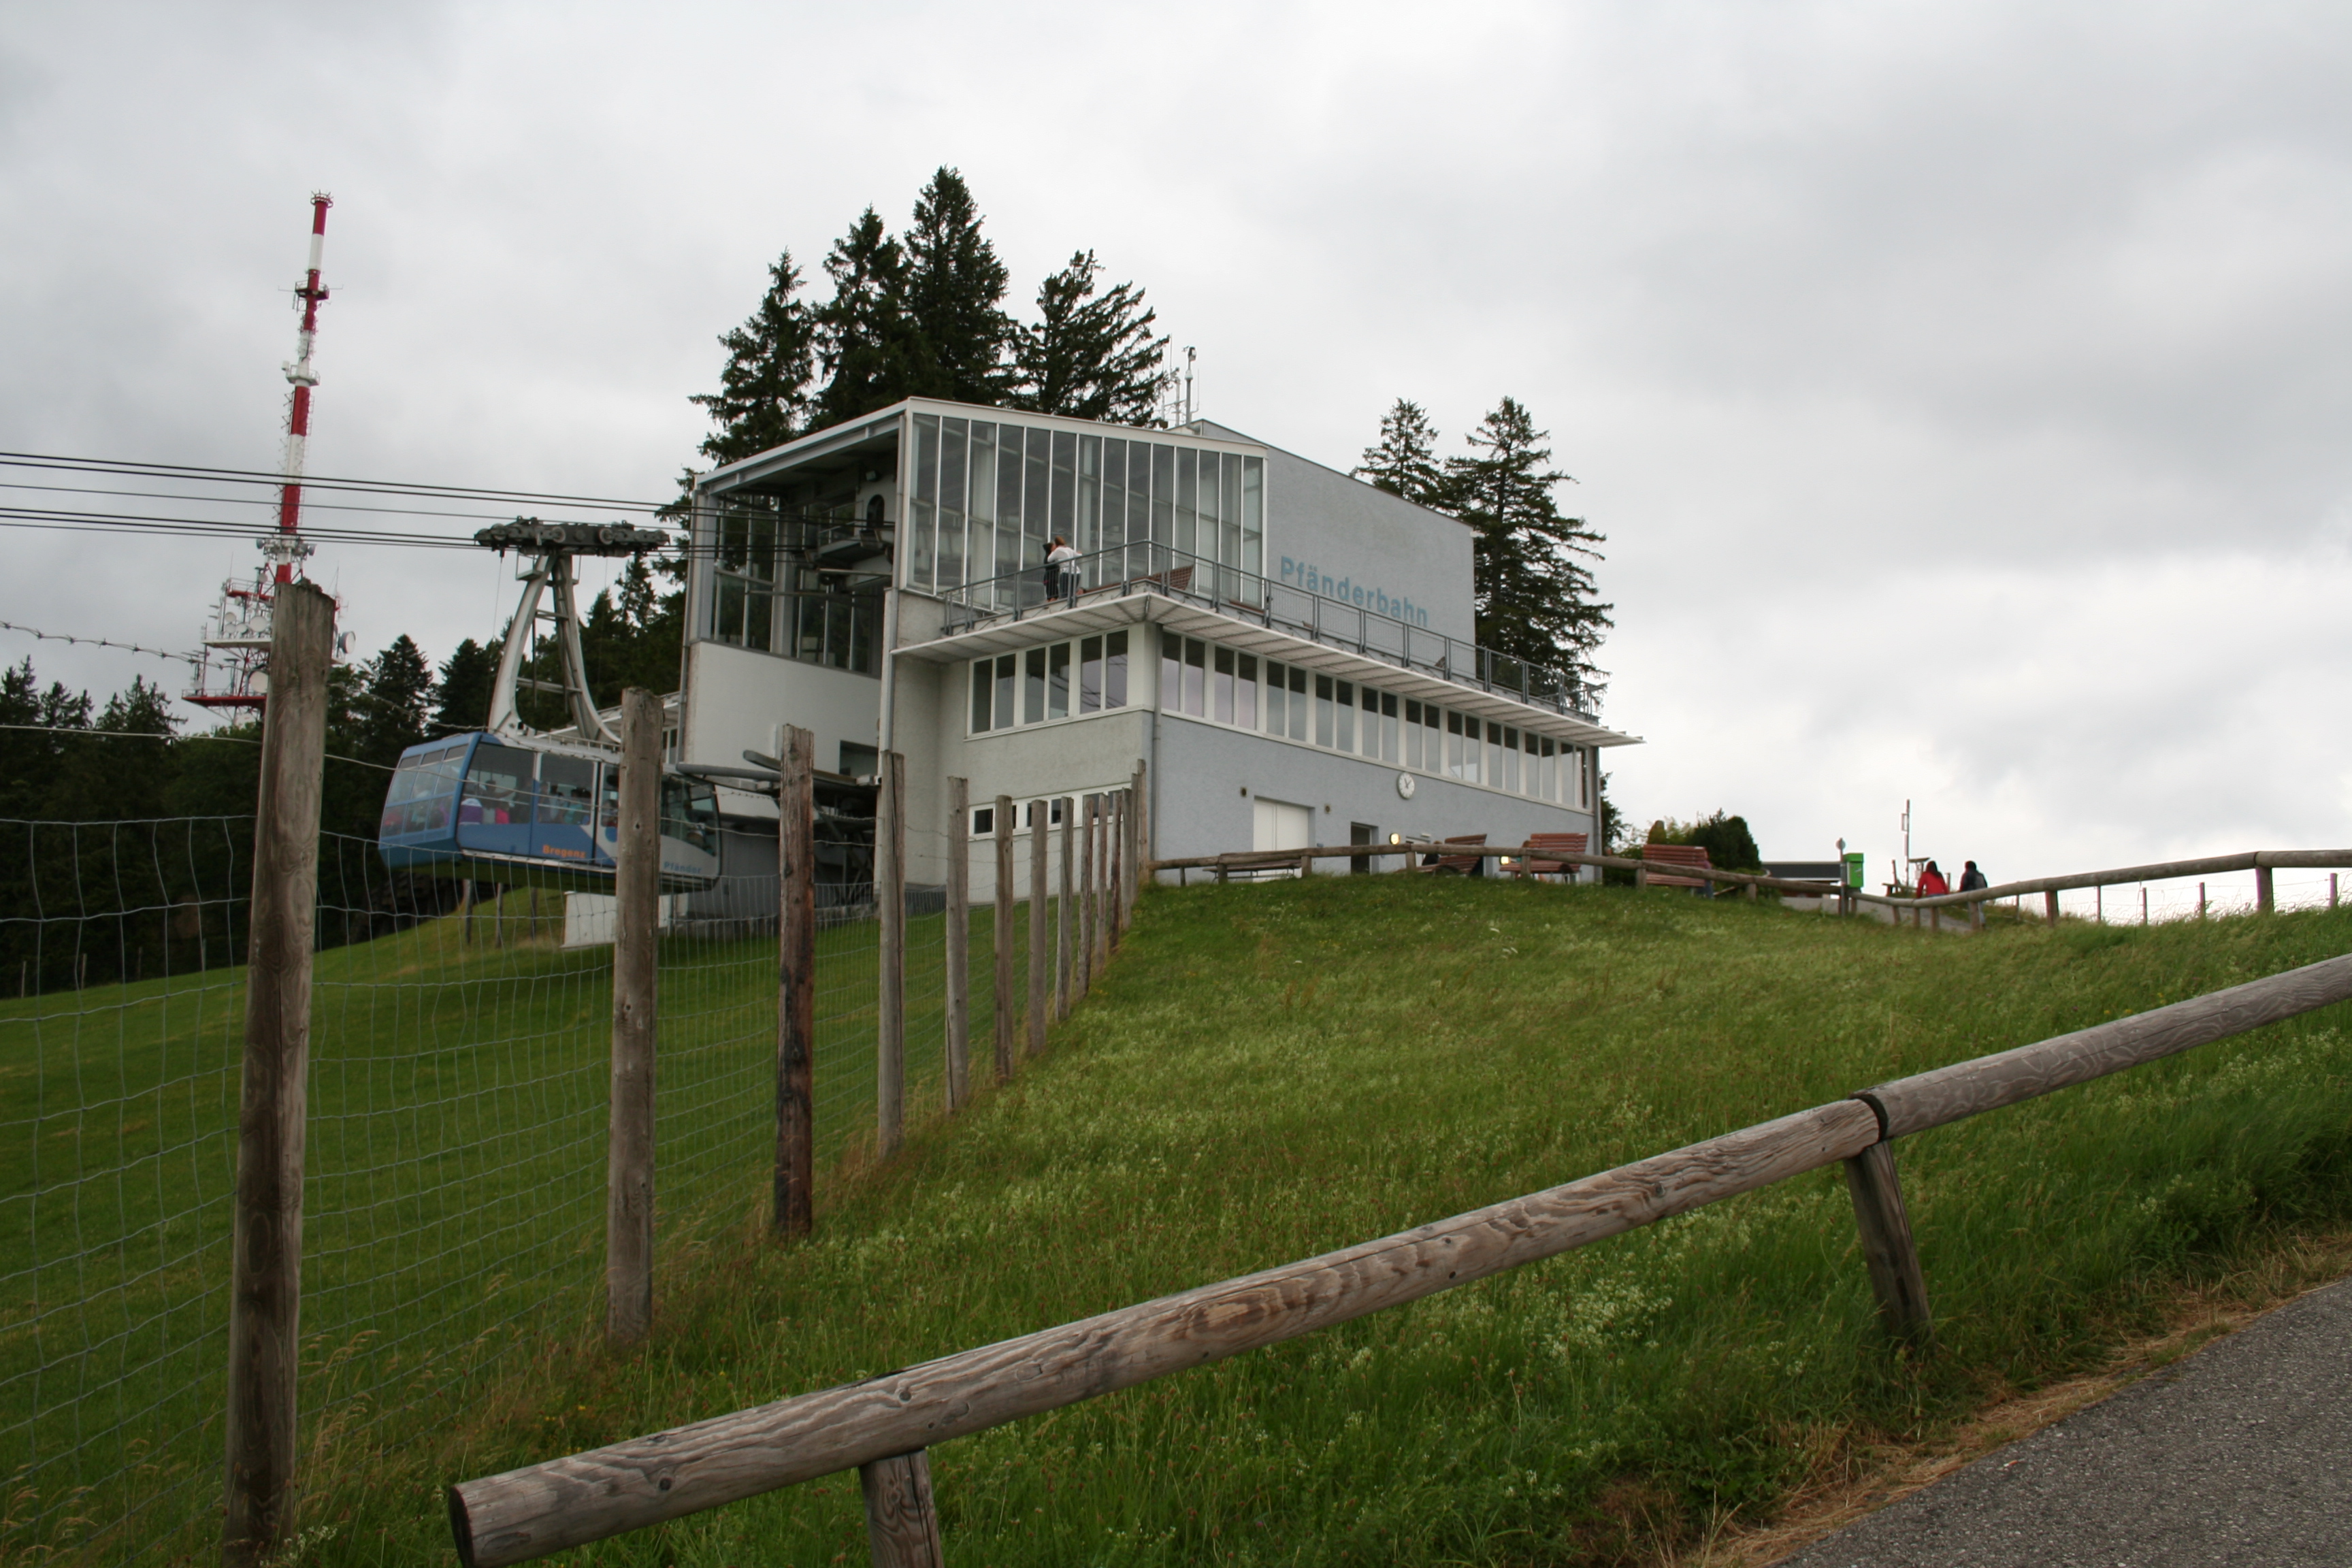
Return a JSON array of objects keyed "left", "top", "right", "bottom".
[{"left": 378, "top": 732, "right": 721, "bottom": 889}]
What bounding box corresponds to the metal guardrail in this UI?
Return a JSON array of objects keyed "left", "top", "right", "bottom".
[
  {"left": 934, "top": 543, "right": 1601, "bottom": 725},
  {"left": 446, "top": 894, "right": 2352, "bottom": 1565}
]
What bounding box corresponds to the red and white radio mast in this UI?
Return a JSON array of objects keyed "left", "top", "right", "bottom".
[
  {"left": 270, "top": 193, "right": 331, "bottom": 583},
  {"left": 189, "top": 193, "right": 338, "bottom": 710}
]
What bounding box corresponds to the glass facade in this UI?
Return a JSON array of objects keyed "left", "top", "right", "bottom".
[
  {"left": 904, "top": 411, "right": 1265, "bottom": 600},
  {"left": 1151, "top": 628, "right": 1588, "bottom": 807},
  {"left": 706, "top": 502, "right": 883, "bottom": 676}
]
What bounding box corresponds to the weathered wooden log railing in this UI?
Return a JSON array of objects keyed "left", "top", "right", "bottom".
[
  {"left": 1152, "top": 843, "right": 2352, "bottom": 929},
  {"left": 1152, "top": 840, "right": 1840, "bottom": 896},
  {"left": 1870, "top": 849, "right": 2352, "bottom": 926},
  {"left": 446, "top": 953, "right": 2352, "bottom": 1568}
]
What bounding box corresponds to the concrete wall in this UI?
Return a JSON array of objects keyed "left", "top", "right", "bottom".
[
  {"left": 681, "top": 640, "right": 882, "bottom": 820},
  {"left": 1198, "top": 422, "right": 1477, "bottom": 644},
  {"left": 1147, "top": 710, "right": 1596, "bottom": 878}
]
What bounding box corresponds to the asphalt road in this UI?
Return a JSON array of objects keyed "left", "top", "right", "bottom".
[{"left": 1778, "top": 1277, "right": 2352, "bottom": 1567}]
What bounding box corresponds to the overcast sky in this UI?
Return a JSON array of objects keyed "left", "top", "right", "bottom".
[{"left": 4, "top": 1, "right": 2347, "bottom": 879}]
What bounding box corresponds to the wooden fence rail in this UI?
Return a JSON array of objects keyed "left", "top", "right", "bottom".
[
  {"left": 446, "top": 950, "right": 2352, "bottom": 1568},
  {"left": 1152, "top": 843, "right": 2352, "bottom": 925}
]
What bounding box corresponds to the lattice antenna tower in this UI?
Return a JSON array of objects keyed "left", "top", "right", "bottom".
[{"left": 190, "top": 193, "right": 339, "bottom": 711}]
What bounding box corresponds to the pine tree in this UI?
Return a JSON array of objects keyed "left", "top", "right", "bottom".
[
  {"left": 902, "top": 167, "right": 1013, "bottom": 405},
  {"left": 1441, "top": 397, "right": 1613, "bottom": 700},
  {"left": 813, "top": 208, "right": 920, "bottom": 427},
  {"left": 691, "top": 250, "right": 817, "bottom": 466},
  {"left": 1353, "top": 399, "right": 1446, "bottom": 507},
  {"left": 432, "top": 638, "right": 497, "bottom": 736},
  {"left": 1010, "top": 250, "right": 1169, "bottom": 424},
  {"left": 352, "top": 636, "right": 435, "bottom": 767}
]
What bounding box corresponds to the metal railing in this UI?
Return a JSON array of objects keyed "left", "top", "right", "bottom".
[{"left": 934, "top": 544, "right": 1600, "bottom": 723}]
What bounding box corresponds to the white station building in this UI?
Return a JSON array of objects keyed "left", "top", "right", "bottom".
[{"left": 675, "top": 397, "right": 1639, "bottom": 889}]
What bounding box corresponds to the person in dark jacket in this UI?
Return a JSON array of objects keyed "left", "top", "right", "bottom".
[{"left": 1959, "top": 860, "right": 1989, "bottom": 892}]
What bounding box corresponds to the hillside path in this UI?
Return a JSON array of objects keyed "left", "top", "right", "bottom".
[{"left": 1777, "top": 1276, "right": 2352, "bottom": 1567}]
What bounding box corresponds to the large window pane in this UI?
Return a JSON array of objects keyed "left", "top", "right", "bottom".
[
  {"left": 1048, "top": 642, "right": 1070, "bottom": 719},
  {"left": 1077, "top": 436, "right": 1101, "bottom": 568},
  {"left": 995, "top": 654, "right": 1015, "bottom": 726},
  {"left": 1051, "top": 431, "right": 1077, "bottom": 552},
  {"left": 1150, "top": 444, "right": 1176, "bottom": 559},
  {"left": 1405, "top": 700, "right": 1422, "bottom": 770},
  {"left": 1446, "top": 711, "right": 1463, "bottom": 779},
  {"left": 1264, "top": 661, "right": 1286, "bottom": 736},
  {"left": 996, "top": 427, "right": 1024, "bottom": 605},
  {"left": 1024, "top": 427, "right": 1051, "bottom": 576},
  {"left": 1315, "top": 674, "right": 1335, "bottom": 748},
  {"left": 1335, "top": 680, "right": 1354, "bottom": 751},
  {"left": 1183, "top": 638, "right": 1206, "bottom": 717},
  {"left": 1237, "top": 653, "right": 1258, "bottom": 730},
  {"left": 1222, "top": 453, "right": 1243, "bottom": 571},
  {"left": 1100, "top": 437, "right": 1126, "bottom": 566},
  {"left": 1381, "top": 691, "right": 1399, "bottom": 762},
  {"left": 1126, "top": 441, "right": 1152, "bottom": 575},
  {"left": 1024, "top": 646, "right": 1047, "bottom": 724},
  {"left": 1288, "top": 665, "right": 1308, "bottom": 740},
  {"left": 717, "top": 576, "right": 745, "bottom": 644},
  {"left": 1080, "top": 636, "right": 1103, "bottom": 713},
  {"left": 909, "top": 414, "right": 938, "bottom": 592},
  {"left": 968, "top": 424, "right": 997, "bottom": 585},
  {"left": 1105, "top": 630, "right": 1128, "bottom": 707},
  {"left": 1213, "top": 645, "right": 1235, "bottom": 723},
  {"left": 971, "top": 660, "right": 992, "bottom": 732},
  {"left": 1242, "top": 456, "right": 1264, "bottom": 581},
  {"left": 938, "top": 418, "right": 967, "bottom": 591},
  {"left": 1160, "top": 627, "right": 1181, "bottom": 711},
  {"left": 1173, "top": 444, "right": 1198, "bottom": 560}
]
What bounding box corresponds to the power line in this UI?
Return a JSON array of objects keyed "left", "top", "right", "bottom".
[
  {"left": 0, "top": 478, "right": 633, "bottom": 526},
  {"left": 0, "top": 620, "right": 202, "bottom": 666},
  {"left": 0, "top": 451, "right": 677, "bottom": 512}
]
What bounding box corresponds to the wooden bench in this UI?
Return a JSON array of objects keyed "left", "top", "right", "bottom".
[
  {"left": 1638, "top": 843, "right": 1714, "bottom": 891},
  {"left": 1426, "top": 833, "right": 1487, "bottom": 875},
  {"left": 1514, "top": 832, "right": 1588, "bottom": 879}
]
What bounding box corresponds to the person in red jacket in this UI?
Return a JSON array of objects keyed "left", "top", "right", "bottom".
[{"left": 1917, "top": 860, "right": 1950, "bottom": 897}]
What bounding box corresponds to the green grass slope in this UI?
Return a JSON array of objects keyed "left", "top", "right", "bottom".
[{"left": 104, "top": 881, "right": 2352, "bottom": 1561}]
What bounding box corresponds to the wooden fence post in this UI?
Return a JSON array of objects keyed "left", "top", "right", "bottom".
[
  {"left": 606, "top": 687, "right": 662, "bottom": 1346},
  {"left": 877, "top": 752, "right": 907, "bottom": 1159},
  {"left": 2044, "top": 889, "right": 2060, "bottom": 928},
  {"left": 1843, "top": 1137, "right": 1934, "bottom": 1350},
  {"left": 945, "top": 777, "right": 970, "bottom": 1111},
  {"left": 859, "top": 1450, "right": 945, "bottom": 1567},
  {"left": 1057, "top": 798, "right": 1073, "bottom": 1021},
  {"left": 1092, "top": 795, "right": 1110, "bottom": 970},
  {"left": 222, "top": 580, "right": 332, "bottom": 1568},
  {"left": 994, "top": 795, "right": 1015, "bottom": 1084},
  {"left": 1077, "top": 795, "right": 1095, "bottom": 1002},
  {"left": 1028, "top": 802, "right": 1048, "bottom": 1057},
  {"left": 774, "top": 726, "right": 816, "bottom": 1238},
  {"left": 1109, "top": 791, "right": 1126, "bottom": 944},
  {"left": 2255, "top": 863, "right": 2275, "bottom": 913}
]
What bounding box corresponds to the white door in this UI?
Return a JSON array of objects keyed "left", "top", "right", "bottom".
[{"left": 1252, "top": 797, "right": 1313, "bottom": 875}]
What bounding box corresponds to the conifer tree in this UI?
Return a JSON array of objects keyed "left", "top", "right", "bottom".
[
  {"left": 813, "top": 208, "right": 920, "bottom": 427},
  {"left": 353, "top": 635, "right": 436, "bottom": 767},
  {"left": 1353, "top": 399, "right": 1446, "bottom": 507},
  {"left": 431, "top": 639, "right": 497, "bottom": 736},
  {"left": 902, "top": 167, "right": 1013, "bottom": 405},
  {"left": 1441, "top": 397, "right": 1612, "bottom": 700},
  {"left": 1010, "top": 250, "right": 1170, "bottom": 424},
  {"left": 691, "top": 250, "right": 817, "bottom": 466}
]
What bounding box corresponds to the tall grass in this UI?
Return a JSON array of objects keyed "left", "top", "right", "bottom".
[{"left": 67, "top": 879, "right": 2352, "bottom": 1563}]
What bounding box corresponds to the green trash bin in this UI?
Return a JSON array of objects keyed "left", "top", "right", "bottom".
[{"left": 1843, "top": 852, "right": 1865, "bottom": 889}]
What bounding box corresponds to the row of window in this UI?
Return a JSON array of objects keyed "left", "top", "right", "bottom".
[
  {"left": 968, "top": 630, "right": 1133, "bottom": 732},
  {"left": 1154, "top": 631, "right": 1589, "bottom": 806},
  {"left": 962, "top": 627, "right": 1587, "bottom": 807},
  {"left": 906, "top": 414, "right": 1266, "bottom": 599}
]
